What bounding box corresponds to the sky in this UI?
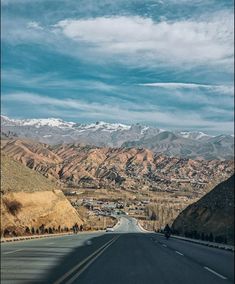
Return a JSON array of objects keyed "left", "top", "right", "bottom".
[{"left": 1, "top": 0, "right": 234, "bottom": 134}]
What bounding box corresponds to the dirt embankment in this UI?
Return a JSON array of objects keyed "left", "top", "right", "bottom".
[{"left": 1, "top": 154, "right": 82, "bottom": 237}]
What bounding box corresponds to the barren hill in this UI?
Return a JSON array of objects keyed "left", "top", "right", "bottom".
[
  {"left": 1, "top": 153, "right": 82, "bottom": 237},
  {"left": 1, "top": 139, "right": 234, "bottom": 196},
  {"left": 172, "top": 175, "right": 234, "bottom": 244}
]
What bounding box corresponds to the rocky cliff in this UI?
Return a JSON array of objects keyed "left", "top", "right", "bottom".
[
  {"left": 172, "top": 175, "right": 234, "bottom": 244},
  {"left": 1, "top": 153, "right": 83, "bottom": 237}
]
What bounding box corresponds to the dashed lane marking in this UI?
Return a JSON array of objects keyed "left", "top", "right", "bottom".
[
  {"left": 204, "top": 266, "right": 227, "bottom": 280},
  {"left": 175, "top": 251, "right": 184, "bottom": 256},
  {"left": 3, "top": 249, "right": 23, "bottom": 255}
]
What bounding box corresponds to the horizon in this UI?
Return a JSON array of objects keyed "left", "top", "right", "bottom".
[
  {"left": 1, "top": 114, "right": 234, "bottom": 137},
  {"left": 1, "top": 0, "right": 234, "bottom": 135}
]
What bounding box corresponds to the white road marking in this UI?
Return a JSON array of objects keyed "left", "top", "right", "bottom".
[
  {"left": 48, "top": 242, "right": 54, "bottom": 245},
  {"left": 204, "top": 266, "right": 227, "bottom": 280},
  {"left": 175, "top": 251, "right": 184, "bottom": 256},
  {"left": 54, "top": 236, "right": 119, "bottom": 284},
  {"left": 3, "top": 249, "right": 23, "bottom": 255},
  {"left": 162, "top": 244, "right": 167, "bottom": 247}
]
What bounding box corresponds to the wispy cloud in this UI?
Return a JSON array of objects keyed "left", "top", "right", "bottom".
[
  {"left": 27, "top": 21, "right": 44, "bottom": 30},
  {"left": 139, "top": 82, "right": 234, "bottom": 95},
  {"left": 1, "top": 0, "right": 234, "bottom": 135},
  {"left": 1, "top": 69, "right": 116, "bottom": 92},
  {"left": 3, "top": 92, "right": 234, "bottom": 133}
]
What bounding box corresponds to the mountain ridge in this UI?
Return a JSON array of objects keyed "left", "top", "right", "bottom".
[
  {"left": 1, "top": 138, "right": 233, "bottom": 196},
  {"left": 1, "top": 115, "right": 234, "bottom": 160}
]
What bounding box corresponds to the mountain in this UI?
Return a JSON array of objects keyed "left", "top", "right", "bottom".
[
  {"left": 1, "top": 153, "right": 82, "bottom": 237},
  {"left": 175, "top": 131, "right": 211, "bottom": 141},
  {"left": 1, "top": 115, "right": 234, "bottom": 160},
  {"left": 122, "top": 132, "right": 234, "bottom": 160},
  {"left": 1, "top": 138, "right": 234, "bottom": 196},
  {"left": 172, "top": 175, "right": 234, "bottom": 244}
]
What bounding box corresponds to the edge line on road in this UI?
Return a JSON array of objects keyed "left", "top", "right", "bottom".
[{"left": 204, "top": 266, "right": 227, "bottom": 280}]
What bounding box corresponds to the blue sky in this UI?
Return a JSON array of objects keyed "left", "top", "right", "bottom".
[{"left": 1, "top": 0, "right": 234, "bottom": 134}]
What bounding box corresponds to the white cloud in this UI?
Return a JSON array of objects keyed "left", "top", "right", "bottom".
[
  {"left": 139, "top": 82, "right": 234, "bottom": 95},
  {"left": 27, "top": 21, "right": 44, "bottom": 30},
  {"left": 1, "top": 69, "right": 115, "bottom": 92},
  {"left": 3, "top": 92, "right": 234, "bottom": 133},
  {"left": 55, "top": 13, "right": 234, "bottom": 66}
]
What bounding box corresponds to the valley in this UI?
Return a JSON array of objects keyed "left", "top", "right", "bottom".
[{"left": 1, "top": 136, "right": 234, "bottom": 234}]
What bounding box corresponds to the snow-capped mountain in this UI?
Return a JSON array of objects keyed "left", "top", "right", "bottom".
[
  {"left": 1, "top": 116, "right": 76, "bottom": 128},
  {"left": 176, "top": 131, "right": 212, "bottom": 140},
  {"left": 1, "top": 115, "right": 234, "bottom": 160},
  {"left": 76, "top": 121, "right": 131, "bottom": 132}
]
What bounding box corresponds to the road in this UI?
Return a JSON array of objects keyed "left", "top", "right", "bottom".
[{"left": 1, "top": 216, "right": 234, "bottom": 284}]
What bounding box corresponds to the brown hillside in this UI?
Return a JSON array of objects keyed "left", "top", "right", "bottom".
[
  {"left": 1, "top": 153, "right": 82, "bottom": 237},
  {"left": 1, "top": 139, "right": 234, "bottom": 195},
  {"left": 172, "top": 175, "right": 234, "bottom": 244}
]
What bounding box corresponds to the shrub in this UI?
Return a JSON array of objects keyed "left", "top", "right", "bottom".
[
  {"left": 3, "top": 229, "right": 10, "bottom": 237},
  {"left": 4, "top": 199, "right": 22, "bottom": 216},
  {"left": 25, "top": 227, "right": 30, "bottom": 234},
  {"left": 39, "top": 224, "right": 45, "bottom": 234},
  {"left": 208, "top": 233, "right": 214, "bottom": 242}
]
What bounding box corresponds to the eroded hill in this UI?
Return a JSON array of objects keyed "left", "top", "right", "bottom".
[
  {"left": 1, "top": 139, "right": 234, "bottom": 196},
  {"left": 1, "top": 153, "right": 83, "bottom": 237}
]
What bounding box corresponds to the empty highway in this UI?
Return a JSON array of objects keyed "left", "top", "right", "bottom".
[{"left": 1, "top": 217, "right": 234, "bottom": 284}]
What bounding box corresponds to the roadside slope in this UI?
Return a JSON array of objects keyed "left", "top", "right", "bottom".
[
  {"left": 172, "top": 175, "right": 234, "bottom": 244},
  {"left": 1, "top": 153, "right": 83, "bottom": 237}
]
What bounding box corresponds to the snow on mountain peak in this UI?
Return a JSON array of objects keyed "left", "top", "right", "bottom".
[
  {"left": 77, "top": 121, "right": 131, "bottom": 132},
  {"left": 178, "top": 131, "right": 211, "bottom": 140},
  {"left": 18, "top": 118, "right": 76, "bottom": 128},
  {"left": 1, "top": 115, "right": 76, "bottom": 128}
]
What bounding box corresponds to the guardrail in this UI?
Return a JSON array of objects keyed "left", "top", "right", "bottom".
[
  {"left": 155, "top": 232, "right": 235, "bottom": 252},
  {"left": 0, "top": 230, "right": 106, "bottom": 243},
  {"left": 1, "top": 232, "right": 73, "bottom": 243}
]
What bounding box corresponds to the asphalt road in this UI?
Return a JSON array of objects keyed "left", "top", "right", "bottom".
[{"left": 1, "top": 217, "right": 234, "bottom": 284}]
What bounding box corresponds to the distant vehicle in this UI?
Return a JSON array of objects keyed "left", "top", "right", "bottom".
[
  {"left": 106, "top": 227, "right": 114, "bottom": 232},
  {"left": 164, "top": 232, "right": 171, "bottom": 240}
]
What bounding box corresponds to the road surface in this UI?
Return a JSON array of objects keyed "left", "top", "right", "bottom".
[{"left": 1, "top": 216, "right": 234, "bottom": 284}]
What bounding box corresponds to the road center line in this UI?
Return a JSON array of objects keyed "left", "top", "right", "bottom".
[
  {"left": 3, "top": 249, "right": 23, "bottom": 255},
  {"left": 54, "top": 236, "right": 119, "bottom": 284},
  {"left": 204, "top": 266, "right": 227, "bottom": 280},
  {"left": 162, "top": 244, "right": 167, "bottom": 247},
  {"left": 66, "top": 237, "right": 119, "bottom": 284},
  {"left": 175, "top": 251, "right": 184, "bottom": 256}
]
